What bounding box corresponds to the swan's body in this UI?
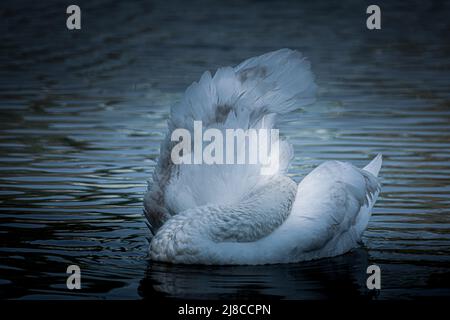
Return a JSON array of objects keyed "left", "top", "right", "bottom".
[{"left": 144, "top": 49, "right": 382, "bottom": 265}]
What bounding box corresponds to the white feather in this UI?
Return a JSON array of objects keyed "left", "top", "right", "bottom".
[{"left": 144, "top": 49, "right": 382, "bottom": 265}]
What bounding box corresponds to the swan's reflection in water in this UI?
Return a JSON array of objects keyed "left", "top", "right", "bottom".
[{"left": 139, "top": 249, "right": 377, "bottom": 300}]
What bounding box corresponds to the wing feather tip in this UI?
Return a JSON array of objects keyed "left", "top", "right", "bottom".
[{"left": 363, "top": 153, "right": 382, "bottom": 177}]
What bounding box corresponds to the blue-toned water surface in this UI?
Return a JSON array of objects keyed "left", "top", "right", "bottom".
[{"left": 0, "top": 0, "right": 449, "bottom": 299}]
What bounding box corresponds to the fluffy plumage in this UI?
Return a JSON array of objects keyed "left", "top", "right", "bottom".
[{"left": 144, "top": 49, "right": 382, "bottom": 265}]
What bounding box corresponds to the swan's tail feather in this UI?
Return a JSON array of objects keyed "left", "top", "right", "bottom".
[{"left": 363, "top": 153, "right": 383, "bottom": 177}]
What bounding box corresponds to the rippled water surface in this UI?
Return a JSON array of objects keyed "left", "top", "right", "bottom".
[{"left": 1, "top": 0, "right": 449, "bottom": 299}]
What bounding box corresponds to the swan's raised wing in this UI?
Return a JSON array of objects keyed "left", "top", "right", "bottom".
[{"left": 145, "top": 49, "right": 317, "bottom": 233}]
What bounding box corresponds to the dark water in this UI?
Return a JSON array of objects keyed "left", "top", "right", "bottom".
[{"left": 1, "top": 0, "right": 449, "bottom": 299}]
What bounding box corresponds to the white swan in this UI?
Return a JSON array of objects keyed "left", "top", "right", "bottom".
[{"left": 144, "top": 49, "right": 382, "bottom": 265}]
